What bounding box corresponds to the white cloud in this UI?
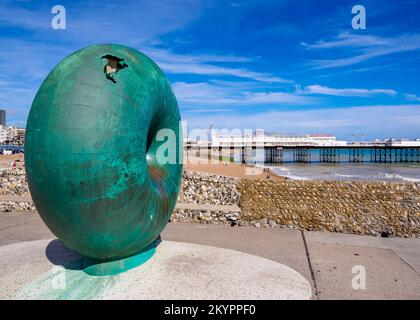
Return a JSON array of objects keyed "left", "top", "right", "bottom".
[
  {"left": 302, "top": 85, "right": 397, "bottom": 97},
  {"left": 304, "top": 32, "right": 420, "bottom": 69},
  {"left": 301, "top": 32, "right": 389, "bottom": 49},
  {"left": 0, "top": 0, "right": 291, "bottom": 125},
  {"left": 141, "top": 47, "right": 252, "bottom": 64},
  {"left": 0, "top": 39, "right": 70, "bottom": 81},
  {"left": 241, "top": 91, "right": 315, "bottom": 104},
  {"left": 0, "top": 1, "right": 206, "bottom": 45},
  {"left": 173, "top": 81, "right": 317, "bottom": 106},
  {"left": 0, "top": 3, "right": 51, "bottom": 31},
  {"left": 143, "top": 47, "right": 289, "bottom": 83},
  {"left": 405, "top": 94, "right": 420, "bottom": 102},
  {"left": 184, "top": 108, "right": 234, "bottom": 113},
  {"left": 160, "top": 62, "right": 288, "bottom": 82},
  {"left": 174, "top": 81, "right": 401, "bottom": 108},
  {"left": 1, "top": 0, "right": 287, "bottom": 84},
  {"left": 183, "top": 104, "right": 420, "bottom": 139}
]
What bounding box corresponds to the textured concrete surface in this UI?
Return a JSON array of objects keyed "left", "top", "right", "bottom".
[
  {"left": 175, "top": 202, "right": 241, "bottom": 212},
  {"left": 162, "top": 224, "right": 420, "bottom": 300},
  {"left": 307, "top": 242, "right": 420, "bottom": 299},
  {"left": 0, "top": 196, "right": 241, "bottom": 213},
  {"left": 0, "top": 239, "right": 311, "bottom": 300},
  {"left": 162, "top": 222, "right": 313, "bottom": 289},
  {"left": 307, "top": 230, "right": 420, "bottom": 275},
  {"left": 0, "top": 212, "right": 53, "bottom": 246},
  {"left": 1, "top": 212, "right": 419, "bottom": 299},
  {"left": 0, "top": 195, "right": 32, "bottom": 202}
]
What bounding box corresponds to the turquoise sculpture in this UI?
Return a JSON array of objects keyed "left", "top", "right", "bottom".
[{"left": 25, "top": 44, "right": 183, "bottom": 274}]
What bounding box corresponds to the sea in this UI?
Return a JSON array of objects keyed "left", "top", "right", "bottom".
[
  {"left": 239, "top": 148, "right": 420, "bottom": 182},
  {"left": 266, "top": 163, "right": 420, "bottom": 182}
]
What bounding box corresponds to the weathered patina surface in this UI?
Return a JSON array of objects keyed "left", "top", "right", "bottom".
[{"left": 25, "top": 44, "right": 182, "bottom": 261}]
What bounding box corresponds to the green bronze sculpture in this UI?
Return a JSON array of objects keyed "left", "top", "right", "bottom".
[{"left": 25, "top": 44, "right": 183, "bottom": 274}]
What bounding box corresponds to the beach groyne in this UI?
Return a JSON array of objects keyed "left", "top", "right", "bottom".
[
  {"left": 172, "top": 171, "right": 242, "bottom": 224},
  {"left": 178, "top": 171, "right": 240, "bottom": 205},
  {"left": 1, "top": 168, "right": 419, "bottom": 237}
]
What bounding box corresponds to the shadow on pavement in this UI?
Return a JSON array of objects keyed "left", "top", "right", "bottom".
[
  {"left": 45, "top": 239, "right": 85, "bottom": 270},
  {"left": 45, "top": 235, "right": 163, "bottom": 272}
]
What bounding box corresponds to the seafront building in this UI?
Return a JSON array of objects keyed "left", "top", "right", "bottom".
[
  {"left": 0, "top": 125, "right": 11, "bottom": 143},
  {"left": 0, "top": 110, "right": 6, "bottom": 126},
  {"left": 0, "top": 125, "right": 26, "bottom": 145},
  {"left": 6, "top": 126, "right": 26, "bottom": 145},
  {"left": 185, "top": 132, "right": 420, "bottom": 148},
  {"left": 188, "top": 133, "right": 348, "bottom": 147},
  {"left": 0, "top": 109, "right": 26, "bottom": 145},
  {"left": 384, "top": 138, "right": 420, "bottom": 147}
]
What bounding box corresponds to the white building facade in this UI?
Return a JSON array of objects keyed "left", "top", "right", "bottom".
[
  {"left": 0, "top": 125, "right": 11, "bottom": 143},
  {"left": 208, "top": 132, "right": 347, "bottom": 147},
  {"left": 385, "top": 138, "right": 420, "bottom": 147},
  {"left": 0, "top": 125, "right": 26, "bottom": 144}
]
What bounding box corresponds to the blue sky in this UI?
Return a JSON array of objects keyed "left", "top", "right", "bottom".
[{"left": 0, "top": 0, "right": 419, "bottom": 140}]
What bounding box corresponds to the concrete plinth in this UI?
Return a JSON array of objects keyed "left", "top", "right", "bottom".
[{"left": 0, "top": 239, "right": 312, "bottom": 300}]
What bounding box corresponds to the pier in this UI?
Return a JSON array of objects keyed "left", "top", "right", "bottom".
[{"left": 186, "top": 145, "right": 420, "bottom": 164}]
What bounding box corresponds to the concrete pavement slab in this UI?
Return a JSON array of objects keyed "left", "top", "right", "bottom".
[
  {"left": 307, "top": 230, "right": 420, "bottom": 274},
  {"left": 1, "top": 239, "right": 312, "bottom": 300},
  {"left": 306, "top": 241, "right": 420, "bottom": 299},
  {"left": 0, "top": 213, "right": 53, "bottom": 246},
  {"left": 0, "top": 212, "right": 36, "bottom": 229},
  {"left": 1, "top": 213, "right": 419, "bottom": 299},
  {"left": 161, "top": 223, "right": 313, "bottom": 289}
]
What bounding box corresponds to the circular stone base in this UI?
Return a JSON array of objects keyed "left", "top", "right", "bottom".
[{"left": 0, "top": 239, "right": 312, "bottom": 300}]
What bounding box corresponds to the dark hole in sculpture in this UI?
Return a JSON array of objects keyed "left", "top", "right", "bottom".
[
  {"left": 146, "top": 116, "right": 159, "bottom": 154},
  {"left": 101, "top": 54, "right": 128, "bottom": 83}
]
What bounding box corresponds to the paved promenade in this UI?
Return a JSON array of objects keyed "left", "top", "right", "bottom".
[{"left": 1, "top": 211, "right": 419, "bottom": 299}]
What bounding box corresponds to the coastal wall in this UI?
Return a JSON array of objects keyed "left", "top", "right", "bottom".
[
  {"left": 1, "top": 168, "right": 419, "bottom": 237},
  {"left": 0, "top": 168, "right": 34, "bottom": 212},
  {"left": 237, "top": 179, "right": 420, "bottom": 237}
]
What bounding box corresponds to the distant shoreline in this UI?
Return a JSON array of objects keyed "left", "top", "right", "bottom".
[{"left": 1, "top": 153, "right": 419, "bottom": 182}]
